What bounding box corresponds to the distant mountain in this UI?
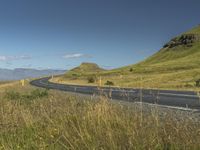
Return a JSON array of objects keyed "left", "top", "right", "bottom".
[{"left": 0, "top": 68, "right": 66, "bottom": 81}]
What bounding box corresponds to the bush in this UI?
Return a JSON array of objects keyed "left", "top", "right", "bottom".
[
  {"left": 184, "top": 83, "right": 194, "bottom": 88},
  {"left": 87, "top": 76, "right": 96, "bottom": 83},
  {"left": 72, "top": 73, "right": 78, "bottom": 76},
  {"left": 71, "top": 73, "right": 78, "bottom": 80},
  {"left": 129, "top": 68, "right": 133, "bottom": 72},
  {"left": 195, "top": 79, "right": 200, "bottom": 87},
  {"left": 105, "top": 80, "right": 114, "bottom": 86}
]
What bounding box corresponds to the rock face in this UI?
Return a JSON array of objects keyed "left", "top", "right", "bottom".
[{"left": 163, "top": 34, "right": 200, "bottom": 48}]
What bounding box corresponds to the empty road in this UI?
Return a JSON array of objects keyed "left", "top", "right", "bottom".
[{"left": 30, "top": 77, "right": 200, "bottom": 110}]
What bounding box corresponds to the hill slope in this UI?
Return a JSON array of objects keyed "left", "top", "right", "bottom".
[
  {"left": 54, "top": 25, "right": 200, "bottom": 90},
  {"left": 111, "top": 25, "right": 200, "bottom": 72},
  {"left": 103, "top": 25, "right": 200, "bottom": 89}
]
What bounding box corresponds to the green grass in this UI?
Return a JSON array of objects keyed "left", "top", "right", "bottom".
[
  {"left": 0, "top": 82, "right": 200, "bottom": 149},
  {"left": 186, "top": 24, "right": 200, "bottom": 34},
  {"left": 64, "top": 62, "right": 105, "bottom": 77},
  {"left": 56, "top": 25, "right": 200, "bottom": 90}
]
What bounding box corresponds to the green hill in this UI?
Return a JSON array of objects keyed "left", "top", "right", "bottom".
[
  {"left": 102, "top": 25, "right": 200, "bottom": 89},
  {"left": 56, "top": 25, "right": 200, "bottom": 90},
  {"left": 56, "top": 63, "right": 105, "bottom": 84},
  {"left": 70, "top": 62, "right": 104, "bottom": 73},
  {"left": 111, "top": 25, "right": 200, "bottom": 72}
]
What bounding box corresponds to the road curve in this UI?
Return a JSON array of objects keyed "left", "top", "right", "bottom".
[{"left": 30, "top": 77, "right": 200, "bottom": 110}]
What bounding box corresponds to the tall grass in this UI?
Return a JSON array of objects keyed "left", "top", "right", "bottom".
[{"left": 0, "top": 86, "right": 200, "bottom": 149}]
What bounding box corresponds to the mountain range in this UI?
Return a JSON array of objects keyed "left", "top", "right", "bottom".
[{"left": 0, "top": 68, "right": 66, "bottom": 81}]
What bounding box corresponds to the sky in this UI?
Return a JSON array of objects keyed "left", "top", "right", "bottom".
[{"left": 0, "top": 0, "right": 200, "bottom": 70}]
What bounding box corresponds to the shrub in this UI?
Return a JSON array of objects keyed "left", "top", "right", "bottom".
[
  {"left": 184, "top": 83, "right": 194, "bottom": 88},
  {"left": 105, "top": 80, "right": 114, "bottom": 86},
  {"left": 129, "top": 68, "right": 133, "bottom": 72},
  {"left": 72, "top": 73, "right": 78, "bottom": 77},
  {"left": 87, "top": 76, "right": 96, "bottom": 83},
  {"left": 71, "top": 73, "right": 79, "bottom": 80},
  {"left": 195, "top": 79, "right": 200, "bottom": 87}
]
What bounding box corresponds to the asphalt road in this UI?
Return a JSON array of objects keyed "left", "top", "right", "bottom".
[{"left": 30, "top": 77, "right": 200, "bottom": 110}]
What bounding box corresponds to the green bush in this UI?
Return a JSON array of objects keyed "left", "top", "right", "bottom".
[
  {"left": 105, "top": 80, "right": 114, "bottom": 86},
  {"left": 72, "top": 73, "right": 78, "bottom": 77},
  {"left": 71, "top": 73, "right": 79, "bottom": 80},
  {"left": 184, "top": 83, "right": 194, "bottom": 88},
  {"left": 195, "top": 79, "right": 200, "bottom": 87},
  {"left": 129, "top": 68, "right": 133, "bottom": 72},
  {"left": 87, "top": 76, "right": 96, "bottom": 83}
]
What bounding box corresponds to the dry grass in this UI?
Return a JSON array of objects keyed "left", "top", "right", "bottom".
[{"left": 0, "top": 82, "right": 199, "bottom": 149}]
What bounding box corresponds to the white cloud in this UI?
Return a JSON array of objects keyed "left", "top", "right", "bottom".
[
  {"left": 0, "top": 56, "right": 7, "bottom": 61},
  {"left": 63, "top": 53, "right": 92, "bottom": 59},
  {"left": 0, "top": 55, "right": 31, "bottom": 61}
]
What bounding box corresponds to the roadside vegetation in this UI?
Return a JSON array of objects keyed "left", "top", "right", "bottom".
[
  {"left": 52, "top": 25, "right": 200, "bottom": 91},
  {"left": 0, "top": 82, "right": 200, "bottom": 149}
]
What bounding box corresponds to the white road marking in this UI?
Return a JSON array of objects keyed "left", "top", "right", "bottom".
[
  {"left": 102, "top": 89, "right": 136, "bottom": 93},
  {"left": 160, "top": 92, "right": 198, "bottom": 98},
  {"left": 134, "top": 102, "right": 199, "bottom": 112}
]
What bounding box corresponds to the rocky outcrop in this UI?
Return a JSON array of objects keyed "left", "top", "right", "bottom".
[{"left": 163, "top": 34, "right": 200, "bottom": 48}]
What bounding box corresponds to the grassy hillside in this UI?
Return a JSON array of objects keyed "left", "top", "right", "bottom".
[
  {"left": 71, "top": 62, "right": 104, "bottom": 72},
  {"left": 186, "top": 25, "right": 200, "bottom": 34},
  {"left": 64, "top": 62, "right": 104, "bottom": 77},
  {"left": 105, "top": 25, "right": 200, "bottom": 89},
  {"left": 53, "top": 62, "right": 105, "bottom": 85},
  {"left": 0, "top": 81, "right": 200, "bottom": 149},
  {"left": 54, "top": 25, "right": 200, "bottom": 90}
]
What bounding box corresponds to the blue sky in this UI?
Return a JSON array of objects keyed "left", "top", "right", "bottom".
[{"left": 0, "top": 0, "right": 200, "bottom": 70}]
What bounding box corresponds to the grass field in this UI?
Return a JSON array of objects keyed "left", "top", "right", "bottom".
[
  {"left": 0, "top": 81, "right": 200, "bottom": 149},
  {"left": 53, "top": 25, "right": 200, "bottom": 91}
]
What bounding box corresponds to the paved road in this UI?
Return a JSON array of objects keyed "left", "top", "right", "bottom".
[{"left": 30, "top": 77, "right": 200, "bottom": 110}]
